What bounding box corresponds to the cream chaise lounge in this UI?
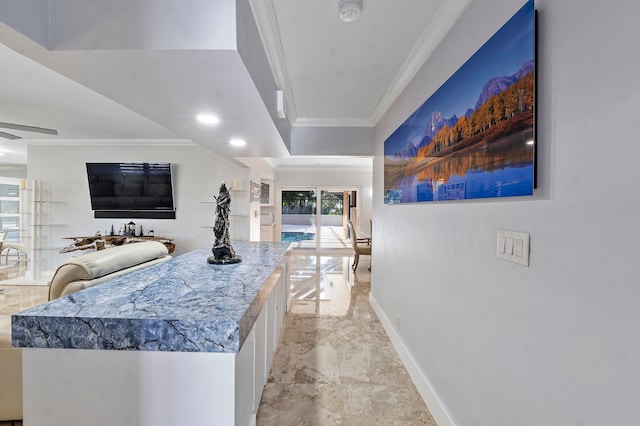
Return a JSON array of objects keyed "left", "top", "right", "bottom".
[{"left": 48, "top": 240, "right": 171, "bottom": 300}]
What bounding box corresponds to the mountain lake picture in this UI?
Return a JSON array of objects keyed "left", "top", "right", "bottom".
[{"left": 384, "top": 0, "right": 535, "bottom": 204}]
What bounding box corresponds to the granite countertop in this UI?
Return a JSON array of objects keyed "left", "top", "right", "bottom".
[{"left": 12, "top": 241, "right": 290, "bottom": 353}]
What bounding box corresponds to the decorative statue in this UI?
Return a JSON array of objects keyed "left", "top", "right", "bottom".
[{"left": 208, "top": 182, "right": 241, "bottom": 264}]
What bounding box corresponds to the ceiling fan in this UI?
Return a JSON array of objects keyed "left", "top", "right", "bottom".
[{"left": 0, "top": 121, "right": 58, "bottom": 140}]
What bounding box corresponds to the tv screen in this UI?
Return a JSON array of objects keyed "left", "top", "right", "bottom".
[{"left": 86, "top": 162, "right": 176, "bottom": 219}]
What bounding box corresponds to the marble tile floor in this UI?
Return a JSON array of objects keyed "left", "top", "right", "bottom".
[
  {"left": 0, "top": 285, "right": 41, "bottom": 426},
  {"left": 0, "top": 284, "right": 48, "bottom": 426},
  {"left": 0, "top": 285, "right": 48, "bottom": 331},
  {"left": 0, "top": 254, "right": 434, "bottom": 425},
  {"left": 256, "top": 255, "right": 436, "bottom": 425}
]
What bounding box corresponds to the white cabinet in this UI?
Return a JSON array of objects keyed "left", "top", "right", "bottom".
[
  {"left": 234, "top": 305, "right": 267, "bottom": 425},
  {"left": 265, "top": 289, "right": 276, "bottom": 372},
  {"left": 253, "top": 306, "right": 267, "bottom": 412},
  {"left": 265, "top": 271, "right": 284, "bottom": 377},
  {"left": 235, "top": 330, "right": 255, "bottom": 425},
  {"left": 260, "top": 224, "right": 274, "bottom": 242},
  {"left": 237, "top": 267, "right": 286, "bottom": 421}
]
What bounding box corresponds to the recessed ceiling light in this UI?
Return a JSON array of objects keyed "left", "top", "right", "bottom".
[
  {"left": 230, "top": 138, "right": 247, "bottom": 147},
  {"left": 196, "top": 114, "right": 220, "bottom": 125}
]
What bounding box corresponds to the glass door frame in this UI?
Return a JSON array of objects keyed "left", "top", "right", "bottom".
[{"left": 278, "top": 185, "right": 361, "bottom": 251}]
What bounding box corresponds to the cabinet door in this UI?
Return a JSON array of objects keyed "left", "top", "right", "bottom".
[
  {"left": 260, "top": 226, "right": 273, "bottom": 242},
  {"left": 274, "top": 272, "right": 285, "bottom": 348},
  {"left": 253, "top": 306, "right": 267, "bottom": 413},
  {"left": 235, "top": 325, "right": 255, "bottom": 423},
  {"left": 266, "top": 288, "right": 277, "bottom": 371}
]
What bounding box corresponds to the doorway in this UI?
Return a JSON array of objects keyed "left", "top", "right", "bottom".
[{"left": 280, "top": 186, "right": 359, "bottom": 250}]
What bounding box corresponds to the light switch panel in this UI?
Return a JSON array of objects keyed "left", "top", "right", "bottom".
[{"left": 497, "top": 230, "right": 530, "bottom": 266}]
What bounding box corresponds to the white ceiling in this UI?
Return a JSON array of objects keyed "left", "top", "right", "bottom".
[
  {"left": 0, "top": 41, "right": 184, "bottom": 165},
  {"left": 0, "top": 0, "right": 470, "bottom": 171}
]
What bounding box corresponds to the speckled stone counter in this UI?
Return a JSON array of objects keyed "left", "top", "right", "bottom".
[{"left": 12, "top": 241, "right": 291, "bottom": 353}]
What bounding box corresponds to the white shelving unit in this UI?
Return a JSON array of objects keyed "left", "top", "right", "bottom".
[
  {"left": 200, "top": 188, "right": 250, "bottom": 241},
  {"left": 259, "top": 179, "right": 276, "bottom": 242},
  {"left": 22, "top": 180, "right": 66, "bottom": 282},
  {"left": 230, "top": 189, "right": 250, "bottom": 241}
]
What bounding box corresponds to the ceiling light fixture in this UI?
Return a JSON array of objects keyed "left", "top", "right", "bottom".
[
  {"left": 229, "top": 138, "right": 247, "bottom": 147},
  {"left": 196, "top": 114, "right": 220, "bottom": 125},
  {"left": 338, "top": 0, "right": 363, "bottom": 22}
]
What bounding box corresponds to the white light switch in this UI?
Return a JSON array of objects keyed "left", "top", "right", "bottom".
[
  {"left": 514, "top": 239, "right": 523, "bottom": 257},
  {"left": 505, "top": 238, "right": 514, "bottom": 255},
  {"left": 498, "top": 236, "right": 506, "bottom": 253},
  {"left": 497, "top": 230, "right": 530, "bottom": 266}
]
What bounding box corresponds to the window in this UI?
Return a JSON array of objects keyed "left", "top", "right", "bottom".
[
  {"left": 320, "top": 191, "right": 344, "bottom": 216},
  {"left": 282, "top": 191, "right": 317, "bottom": 215},
  {"left": 0, "top": 181, "right": 22, "bottom": 242}
]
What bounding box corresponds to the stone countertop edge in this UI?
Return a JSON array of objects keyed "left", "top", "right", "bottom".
[{"left": 11, "top": 241, "right": 291, "bottom": 353}]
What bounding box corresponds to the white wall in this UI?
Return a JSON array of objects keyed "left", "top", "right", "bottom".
[
  {"left": 237, "top": 157, "right": 277, "bottom": 241},
  {"left": 290, "top": 126, "right": 376, "bottom": 156},
  {"left": 275, "top": 169, "right": 373, "bottom": 238},
  {"left": 27, "top": 143, "right": 249, "bottom": 273},
  {"left": 372, "top": 0, "right": 640, "bottom": 424}
]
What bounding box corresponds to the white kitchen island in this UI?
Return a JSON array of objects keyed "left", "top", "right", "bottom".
[{"left": 12, "top": 242, "right": 290, "bottom": 426}]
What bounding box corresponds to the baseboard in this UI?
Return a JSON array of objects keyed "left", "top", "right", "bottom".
[{"left": 369, "top": 293, "right": 454, "bottom": 426}]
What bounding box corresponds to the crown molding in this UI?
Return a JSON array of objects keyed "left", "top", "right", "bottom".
[
  {"left": 369, "top": 0, "right": 472, "bottom": 125},
  {"left": 293, "top": 117, "right": 376, "bottom": 128},
  {"left": 26, "top": 139, "right": 196, "bottom": 146},
  {"left": 273, "top": 164, "right": 372, "bottom": 173},
  {"left": 249, "top": 0, "right": 298, "bottom": 124},
  {"left": 267, "top": 156, "right": 373, "bottom": 173},
  {"left": 0, "top": 163, "right": 28, "bottom": 170},
  {"left": 250, "top": 0, "right": 470, "bottom": 129}
]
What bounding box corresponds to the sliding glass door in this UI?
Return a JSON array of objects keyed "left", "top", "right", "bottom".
[
  {"left": 281, "top": 187, "right": 359, "bottom": 250},
  {"left": 281, "top": 190, "right": 317, "bottom": 247},
  {"left": 318, "top": 190, "right": 347, "bottom": 249}
]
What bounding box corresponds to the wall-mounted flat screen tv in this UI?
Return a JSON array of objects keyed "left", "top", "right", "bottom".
[{"left": 86, "top": 162, "right": 176, "bottom": 219}]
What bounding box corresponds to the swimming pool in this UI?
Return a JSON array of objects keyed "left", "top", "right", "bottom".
[{"left": 281, "top": 232, "right": 316, "bottom": 242}]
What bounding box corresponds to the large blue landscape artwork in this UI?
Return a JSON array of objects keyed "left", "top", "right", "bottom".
[{"left": 384, "top": 0, "right": 535, "bottom": 204}]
